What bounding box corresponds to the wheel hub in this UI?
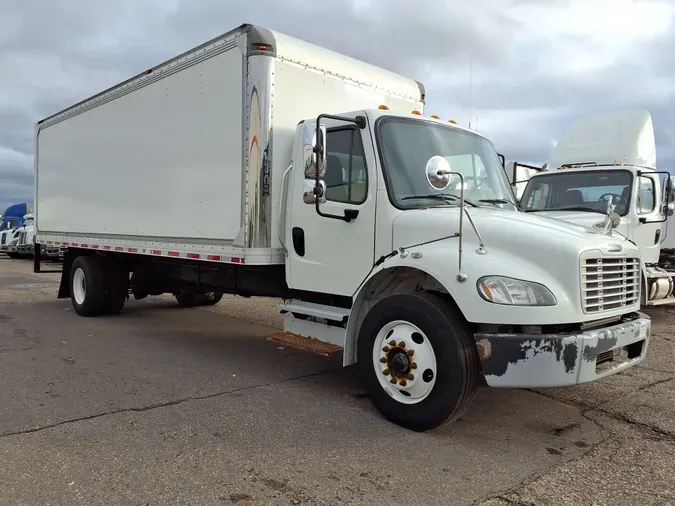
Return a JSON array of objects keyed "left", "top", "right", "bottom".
[
  {"left": 387, "top": 348, "right": 411, "bottom": 378},
  {"left": 373, "top": 321, "right": 437, "bottom": 405}
]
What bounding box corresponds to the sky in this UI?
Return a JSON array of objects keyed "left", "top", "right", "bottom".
[{"left": 0, "top": 0, "right": 673, "bottom": 212}]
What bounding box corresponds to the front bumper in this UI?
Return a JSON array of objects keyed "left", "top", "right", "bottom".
[
  {"left": 475, "top": 312, "right": 650, "bottom": 388},
  {"left": 18, "top": 243, "right": 33, "bottom": 254}
]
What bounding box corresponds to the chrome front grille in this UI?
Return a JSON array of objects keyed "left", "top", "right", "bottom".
[
  {"left": 1, "top": 234, "right": 5, "bottom": 245},
  {"left": 582, "top": 257, "right": 640, "bottom": 313},
  {"left": 18, "top": 232, "right": 26, "bottom": 244}
]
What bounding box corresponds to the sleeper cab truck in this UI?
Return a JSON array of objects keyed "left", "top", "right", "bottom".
[
  {"left": 33, "top": 24, "right": 651, "bottom": 431},
  {"left": 516, "top": 109, "right": 675, "bottom": 307}
]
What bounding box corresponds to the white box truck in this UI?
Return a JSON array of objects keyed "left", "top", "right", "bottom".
[{"left": 34, "top": 24, "right": 651, "bottom": 431}]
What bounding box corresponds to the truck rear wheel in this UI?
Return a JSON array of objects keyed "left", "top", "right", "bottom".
[
  {"left": 70, "top": 256, "right": 106, "bottom": 317},
  {"left": 175, "top": 293, "right": 198, "bottom": 307},
  {"left": 200, "top": 292, "right": 223, "bottom": 306},
  {"left": 357, "top": 292, "right": 479, "bottom": 431},
  {"left": 103, "top": 262, "right": 128, "bottom": 315}
]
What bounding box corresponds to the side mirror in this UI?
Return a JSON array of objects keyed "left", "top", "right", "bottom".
[
  {"left": 302, "top": 124, "right": 327, "bottom": 205},
  {"left": 305, "top": 125, "right": 327, "bottom": 179}
]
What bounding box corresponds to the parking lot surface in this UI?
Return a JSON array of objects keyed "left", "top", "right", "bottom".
[{"left": 0, "top": 256, "right": 673, "bottom": 505}]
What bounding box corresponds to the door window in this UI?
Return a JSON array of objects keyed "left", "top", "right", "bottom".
[
  {"left": 324, "top": 128, "right": 368, "bottom": 204},
  {"left": 637, "top": 176, "right": 656, "bottom": 214}
]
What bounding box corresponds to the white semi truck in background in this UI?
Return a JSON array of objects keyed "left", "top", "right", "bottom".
[
  {"left": 33, "top": 24, "right": 651, "bottom": 431},
  {"left": 512, "top": 109, "right": 675, "bottom": 307}
]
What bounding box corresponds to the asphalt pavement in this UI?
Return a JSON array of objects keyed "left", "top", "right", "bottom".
[{"left": 0, "top": 256, "right": 673, "bottom": 505}]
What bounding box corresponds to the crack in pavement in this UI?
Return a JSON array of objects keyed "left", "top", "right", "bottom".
[
  {"left": 637, "top": 377, "right": 675, "bottom": 391},
  {"left": 590, "top": 408, "right": 675, "bottom": 444},
  {"left": 473, "top": 384, "right": 675, "bottom": 505},
  {"left": 0, "top": 369, "right": 338, "bottom": 439}
]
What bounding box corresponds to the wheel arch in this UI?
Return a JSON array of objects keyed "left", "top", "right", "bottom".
[{"left": 344, "top": 265, "right": 464, "bottom": 366}]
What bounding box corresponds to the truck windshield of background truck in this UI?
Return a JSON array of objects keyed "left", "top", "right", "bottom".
[
  {"left": 375, "top": 117, "right": 516, "bottom": 209},
  {"left": 520, "top": 169, "right": 634, "bottom": 216}
]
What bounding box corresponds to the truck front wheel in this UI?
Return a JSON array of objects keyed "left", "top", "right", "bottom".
[
  {"left": 357, "top": 292, "right": 479, "bottom": 431},
  {"left": 70, "top": 256, "right": 106, "bottom": 317}
]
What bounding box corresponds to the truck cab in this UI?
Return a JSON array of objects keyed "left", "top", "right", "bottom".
[
  {"left": 277, "top": 107, "right": 650, "bottom": 429},
  {"left": 16, "top": 213, "right": 35, "bottom": 258},
  {"left": 516, "top": 109, "right": 675, "bottom": 306},
  {"left": 0, "top": 202, "right": 28, "bottom": 257}
]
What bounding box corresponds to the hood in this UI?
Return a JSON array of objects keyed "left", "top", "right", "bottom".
[
  {"left": 532, "top": 210, "right": 630, "bottom": 239},
  {"left": 392, "top": 207, "right": 636, "bottom": 261}
]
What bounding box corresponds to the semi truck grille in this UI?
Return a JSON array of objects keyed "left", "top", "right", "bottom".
[
  {"left": 0, "top": 234, "right": 5, "bottom": 245},
  {"left": 582, "top": 257, "right": 640, "bottom": 313},
  {"left": 18, "top": 232, "right": 26, "bottom": 244}
]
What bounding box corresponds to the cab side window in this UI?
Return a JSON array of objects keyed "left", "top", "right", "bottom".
[
  {"left": 637, "top": 176, "right": 656, "bottom": 214},
  {"left": 324, "top": 128, "right": 368, "bottom": 204}
]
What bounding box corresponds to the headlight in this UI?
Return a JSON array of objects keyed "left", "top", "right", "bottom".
[{"left": 477, "top": 276, "right": 557, "bottom": 306}]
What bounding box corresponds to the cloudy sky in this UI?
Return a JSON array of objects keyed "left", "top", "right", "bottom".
[{"left": 1, "top": 0, "right": 673, "bottom": 212}]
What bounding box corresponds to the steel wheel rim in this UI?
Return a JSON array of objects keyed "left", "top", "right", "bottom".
[
  {"left": 73, "top": 267, "right": 86, "bottom": 305},
  {"left": 372, "top": 320, "right": 437, "bottom": 405}
]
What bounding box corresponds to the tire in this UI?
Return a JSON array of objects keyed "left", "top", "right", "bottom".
[
  {"left": 175, "top": 293, "right": 199, "bottom": 307},
  {"left": 103, "top": 262, "right": 128, "bottom": 315},
  {"left": 70, "top": 256, "right": 107, "bottom": 317},
  {"left": 357, "top": 292, "right": 479, "bottom": 431},
  {"left": 200, "top": 292, "right": 223, "bottom": 306}
]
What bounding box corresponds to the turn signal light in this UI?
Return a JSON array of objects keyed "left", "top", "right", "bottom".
[
  {"left": 431, "top": 115, "right": 440, "bottom": 119},
  {"left": 378, "top": 105, "right": 390, "bottom": 110},
  {"left": 411, "top": 110, "right": 422, "bottom": 115},
  {"left": 448, "top": 120, "right": 457, "bottom": 124}
]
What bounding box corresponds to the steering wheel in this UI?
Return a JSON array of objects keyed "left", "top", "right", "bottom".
[{"left": 598, "top": 193, "right": 623, "bottom": 205}]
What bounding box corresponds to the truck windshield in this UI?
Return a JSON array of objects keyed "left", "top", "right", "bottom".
[
  {"left": 520, "top": 169, "right": 633, "bottom": 216},
  {"left": 375, "top": 117, "right": 516, "bottom": 209}
]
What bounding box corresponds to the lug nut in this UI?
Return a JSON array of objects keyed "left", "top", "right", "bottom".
[
  {"left": 407, "top": 349, "right": 415, "bottom": 357},
  {"left": 411, "top": 362, "right": 418, "bottom": 369},
  {"left": 382, "top": 346, "right": 390, "bottom": 353},
  {"left": 379, "top": 357, "right": 386, "bottom": 363},
  {"left": 399, "top": 380, "right": 407, "bottom": 387},
  {"left": 398, "top": 341, "right": 406, "bottom": 348},
  {"left": 383, "top": 369, "right": 390, "bottom": 376},
  {"left": 390, "top": 378, "right": 397, "bottom": 384},
  {"left": 389, "top": 340, "right": 396, "bottom": 346},
  {"left": 408, "top": 374, "right": 414, "bottom": 381}
]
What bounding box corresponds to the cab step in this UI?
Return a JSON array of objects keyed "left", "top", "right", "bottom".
[
  {"left": 267, "top": 332, "right": 343, "bottom": 357},
  {"left": 270, "top": 303, "right": 348, "bottom": 357},
  {"left": 278, "top": 300, "right": 350, "bottom": 323}
]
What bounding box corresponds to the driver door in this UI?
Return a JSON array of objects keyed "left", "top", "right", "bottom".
[
  {"left": 633, "top": 173, "right": 664, "bottom": 264},
  {"left": 286, "top": 119, "right": 377, "bottom": 297}
]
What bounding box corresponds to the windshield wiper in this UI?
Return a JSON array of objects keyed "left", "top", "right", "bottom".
[
  {"left": 478, "top": 198, "right": 514, "bottom": 207},
  {"left": 554, "top": 206, "right": 605, "bottom": 214},
  {"left": 400, "top": 194, "right": 478, "bottom": 207},
  {"left": 524, "top": 206, "right": 604, "bottom": 214}
]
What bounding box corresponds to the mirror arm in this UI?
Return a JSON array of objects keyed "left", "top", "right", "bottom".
[{"left": 312, "top": 113, "right": 367, "bottom": 223}]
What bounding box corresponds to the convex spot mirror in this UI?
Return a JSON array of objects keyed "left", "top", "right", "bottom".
[{"left": 425, "top": 155, "right": 452, "bottom": 190}]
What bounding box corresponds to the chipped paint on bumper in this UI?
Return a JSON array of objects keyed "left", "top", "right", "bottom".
[{"left": 475, "top": 312, "right": 651, "bottom": 388}]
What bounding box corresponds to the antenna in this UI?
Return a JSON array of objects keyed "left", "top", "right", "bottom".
[{"left": 468, "top": 53, "right": 472, "bottom": 130}]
